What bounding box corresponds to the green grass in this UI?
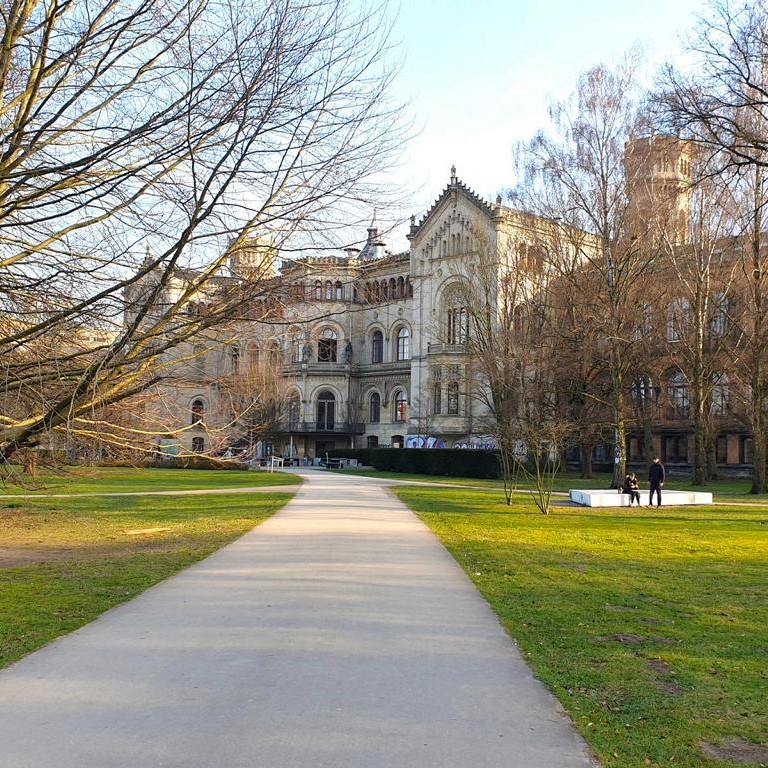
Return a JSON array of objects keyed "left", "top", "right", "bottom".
[
  {"left": 0, "top": 465, "right": 299, "bottom": 495},
  {"left": 0, "top": 490, "right": 294, "bottom": 670},
  {"left": 394, "top": 485, "right": 768, "bottom": 768},
  {"left": 334, "top": 467, "right": 768, "bottom": 503}
]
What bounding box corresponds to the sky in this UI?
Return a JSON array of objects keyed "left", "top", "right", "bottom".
[{"left": 377, "top": 0, "right": 708, "bottom": 250}]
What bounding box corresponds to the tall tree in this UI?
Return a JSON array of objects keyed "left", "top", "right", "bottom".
[
  {"left": 514, "top": 57, "right": 651, "bottom": 488},
  {"left": 658, "top": 0, "right": 768, "bottom": 492},
  {"left": 0, "top": 0, "right": 405, "bottom": 464}
]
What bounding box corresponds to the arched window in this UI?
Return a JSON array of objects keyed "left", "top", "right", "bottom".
[
  {"left": 371, "top": 330, "right": 383, "bottom": 364},
  {"left": 317, "top": 328, "right": 338, "bottom": 362},
  {"left": 290, "top": 334, "right": 303, "bottom": 363},
  {"left": 335, "top": 281, "right": 344, "bottom": 301},
  {"left": 444, "top": 284, "right": 468, "bottom": 344},
  {"left": 397, "top": 276, "right": 405, "bottom": 299},
  {"left": 314, "top": 280, "right": 322, "bottom": 300},
  {"left": 369, "top": 392, "right": 381, "bottom": 423},
  {"left": 367, "top": 435, "right": 379, "bottom": 449},
  {"left": 394, "top": 390, "right": 407, "bottom": 422},
  {"left": 396, "top": 327, "right": 410, "bottom": 361},
  {"left": 389, "top": 278, "right": 397, "bottom": 298},
  {"left": 447, "top": 307, "right": 468, "bottom": 344},
  {"left": 447, "top": 381, "right": 460, "bottom": 415},
  {"left": 325, "top": 281, "right": 333, "bottom": 300},
  {"left": 230, "top": 346, "right": 240, "bottom": 374},
  {"left": 381, "top": 280, "right": 388, "bottom": 300},
  {"left": 373, "top": 282, "right": 381, "bottom": 302},
  {"left": 316, "top": 390, "right": 335, "bottom": 430},
  {"left": 191, "top": 399, "right": 205, "bottom": 425},
  {"left": 667, "top": 371, "right": 689, "bottom": 418},
  {"left": 406, "top": 277, "right": 413, "bottom": 298},
  {"left": 192, "top": 436, "right": 205, "bottom": 453},
  {"left": 288, "top": 395, "right": 301, "bottom": 429}
]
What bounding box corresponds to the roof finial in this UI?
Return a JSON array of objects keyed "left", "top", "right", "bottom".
[{"left": 450, "top": 165, "right": 457, "bottom": 185}]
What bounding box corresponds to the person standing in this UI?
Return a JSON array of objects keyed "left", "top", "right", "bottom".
[{"left": 648, "top": 457, "right": 665, "bottom": 507}]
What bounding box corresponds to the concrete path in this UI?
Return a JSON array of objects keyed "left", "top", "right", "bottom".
[{"left": 0, "top": 470, "right": 598, "bottom": 768}]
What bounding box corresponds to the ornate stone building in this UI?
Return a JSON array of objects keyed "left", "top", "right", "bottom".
[{"left": 148, "top": 144, "right": 762, "bottom": 475}]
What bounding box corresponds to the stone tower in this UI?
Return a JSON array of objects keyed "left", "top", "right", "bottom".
[{"left": 624, "top": 135, "right": 693, "bottom": 246}]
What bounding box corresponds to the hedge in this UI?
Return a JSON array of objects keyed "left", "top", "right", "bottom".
[{"left": 326, "top": 447, "right": 500, "bottom": 479}]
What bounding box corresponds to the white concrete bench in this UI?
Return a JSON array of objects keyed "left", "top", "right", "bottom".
[{"left": 569, "top": 489, "right": 713, "bottom": 507}]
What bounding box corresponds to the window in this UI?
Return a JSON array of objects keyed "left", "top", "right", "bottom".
[
  {"left": 389, "top": 278, "right": 396, "bottom": 298},
  {"left": 367, "top": 436, "right": 379, "bottom": 449},
  {"left": 335, "top": 281, "right": 344, "bottom": 301},
  {"left": 396, "top": 327, "right": 410, "bottom": 360},
  {"left": 371, "top": 330, "right": 383, "bottom": 363},
  {"left": 716, "top": 436, "right": 728, "bottom": 464},
  {"left": 632, "top": 302, "right": 653, "bottom": 341},
  {"left": 191, "top": 399, "right": 205, "bottom": 425},
  {"left": 397, "top": 276, "right": 405, "bottom": 298},
  {"left": 667, "top": 370, "right": 689, "bottom": 417},
  {"left": 381, "top": 280, "right": 388, "bottom": 300},
  {"left": 631, "top": 376, "right": 655, "bottom": 407},
  {"left": 325, "top": 281, "right": 333, "bottom": 301},
  {"left": 316, "top": 390, "right": 335, "bottom": 430},
  {"left": 314, "top": 281, "right": 322, "bottom": 300},
  {"left": 667, "top": 298, "right": 690, "bottom": 342},
  {"left": 288, "top": 397, "right": 301, "bottom": 429},
  {"left": 290, "top": 335, "right": 303, "bottom": 363},
  {"left": 369, "top": 392, "right": 381, "bottom": 423},
  {"left": 447, "top": 306, "right": 468, "bottom": 344},
  {"left": 447, "top": 381, "right": 460, "bottom": 415},
  {"left": 711, "top": 373, "right": 730, "bottom": 416},
  {"left": 230, "top": 346, "right": 240, "bottom": 374},
  {"left": 394, "top": 390, "right": 407, "bottom": 422},
  {"left": 317, "top": 328, "right": 338, "bottom": 362},
  {"left": 710, "top": 291, "right": 729, "bottom": 337},
  {"left": 192, "top": 437, "right": 205, "bottom": 453}
]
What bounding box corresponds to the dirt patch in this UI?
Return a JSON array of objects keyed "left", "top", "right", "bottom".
[
  {"left": 645, "top": 659, "right": 672, "bottom": 675},
  {"left": 651, "top": 636, "right": 682, "bottom": 645},
  {"left": 612, "top": 633, "right": 646, "bottom": 644},
  {"left": 699, "top": 737, "right": 768, "bottom": 764},
  {"left": 125, "top": 527, "right": 172, "bottom": 536},
  {"left": 656, "top": 679, "right": 684, "bottom": 695},
  {"left": 0, "top": 539, "right": 181, "bottom": 568}
]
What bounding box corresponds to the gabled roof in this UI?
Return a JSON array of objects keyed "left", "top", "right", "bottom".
[{"left": 411, "top": 167, "right": 497, "bottom": 238}]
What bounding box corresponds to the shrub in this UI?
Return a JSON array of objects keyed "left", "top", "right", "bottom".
[{"left": 327, "top": 448, "right": 500, "bottom": 478}]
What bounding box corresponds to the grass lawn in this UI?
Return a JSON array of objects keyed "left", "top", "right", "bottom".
[
  {"left": 335, "top": 467, "right": 768, "bottom": 503},
  {"left": 0, "top": 488, "right": 294, "bottom": 670},
  {"left": 393, "top": 485, "right": 768, "bottom": 768},
  {"left": 0, "top": 465, "right": 299, "bottom": 495}
]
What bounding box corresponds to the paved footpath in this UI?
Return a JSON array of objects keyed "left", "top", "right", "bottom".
[{"left": 0, "top": 470, "right": 598, "bottom": 768}]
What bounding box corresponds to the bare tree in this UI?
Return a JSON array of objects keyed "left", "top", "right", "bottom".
[
  {"left": 514, "top": 56, "right": 652, "bottom": 488},
  {"left": 657, "top": 0, "right": 768, "bottom": 492},
  {"left": 452, "top": 221, "right": 573, "bottom": 513},
  {"left": 0, "top": 0, "right": 406, "bottom": 467}
]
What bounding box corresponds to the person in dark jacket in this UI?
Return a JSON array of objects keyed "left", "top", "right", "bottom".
[
  {"left": 622, "top": 472, "right": 641, "bottom": 506},
  {"left": 648, "top": 457, "right": 665, "bottom": 506}
]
